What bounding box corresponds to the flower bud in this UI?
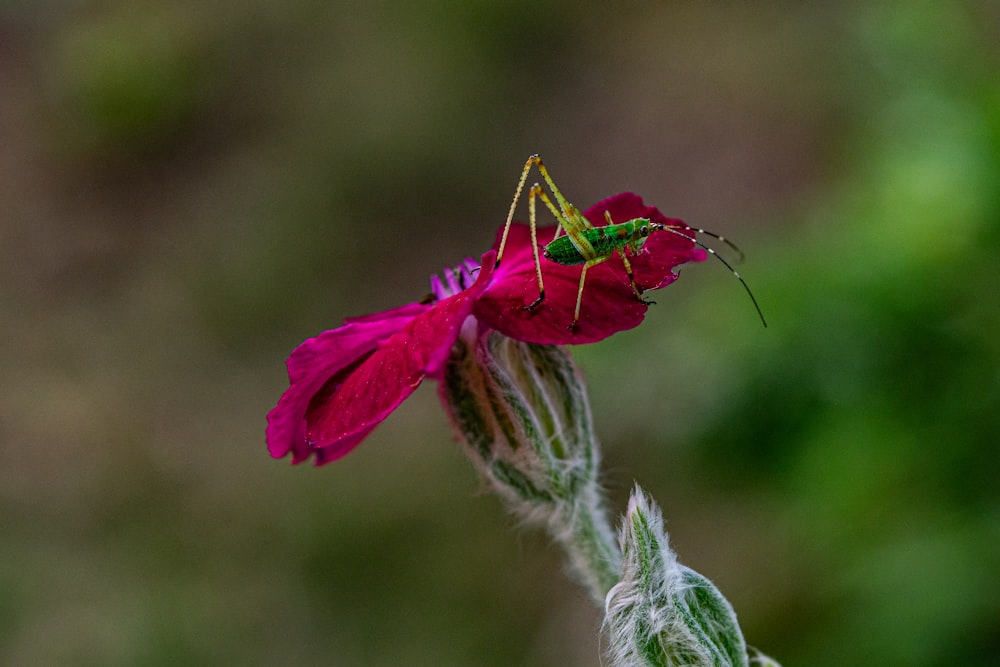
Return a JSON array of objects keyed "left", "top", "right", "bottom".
[
  {"left": 439, "top": 327, "right": 620, "bottom": 600},
  {"left": 605, "top": 486, "right": 768, "bottom": 667}
]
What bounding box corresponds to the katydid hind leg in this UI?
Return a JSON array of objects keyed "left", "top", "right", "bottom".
[{"left": 497, "top": 155, "right": 541, "bottom": 267}]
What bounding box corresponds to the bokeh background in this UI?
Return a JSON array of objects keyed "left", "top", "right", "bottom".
[{"left": 2, "top": 2, "right": 998, "bottom": 665}]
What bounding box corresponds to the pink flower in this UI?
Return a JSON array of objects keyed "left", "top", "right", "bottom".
[{"left": 266, "top": 193, "right": 703, "bottom": 465}]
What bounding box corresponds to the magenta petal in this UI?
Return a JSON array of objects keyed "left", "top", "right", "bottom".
[
  {"left": 301, "top": 253, "right": 496, "bottom": 462},
  {"left": 474, "top": 193, "right": 703, "bottom": 345},
  {"left": 342, "top": 301, "right": 428, "bottom": 325},
  {"left": 266, "top": 306, "right": 424, "bottom": 462}
]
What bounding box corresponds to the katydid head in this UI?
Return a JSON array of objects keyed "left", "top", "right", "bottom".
[{"left": 623, "top": 218, "right": 654, "bottom": 254}]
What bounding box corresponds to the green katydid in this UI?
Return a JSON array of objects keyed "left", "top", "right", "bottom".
[{"left": 494, "top": 154, "right": 766, "bottom": 329}]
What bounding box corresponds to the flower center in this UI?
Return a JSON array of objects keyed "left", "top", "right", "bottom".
[{"left": 429, "top": 258, "right": 482, "bottom": 300}]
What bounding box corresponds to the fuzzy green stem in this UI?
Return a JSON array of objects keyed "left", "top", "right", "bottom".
[{"left": 544, "top": 471, "right": 621, "bottom": 599}]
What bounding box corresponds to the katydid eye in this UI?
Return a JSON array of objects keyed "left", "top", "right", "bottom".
[{"left": 640, "top": 225, "right": 649, "bottom": 236}]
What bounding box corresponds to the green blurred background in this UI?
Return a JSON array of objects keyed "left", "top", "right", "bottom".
[{"left": 2, "top": 2, "right": 998, "bottom": 665}]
